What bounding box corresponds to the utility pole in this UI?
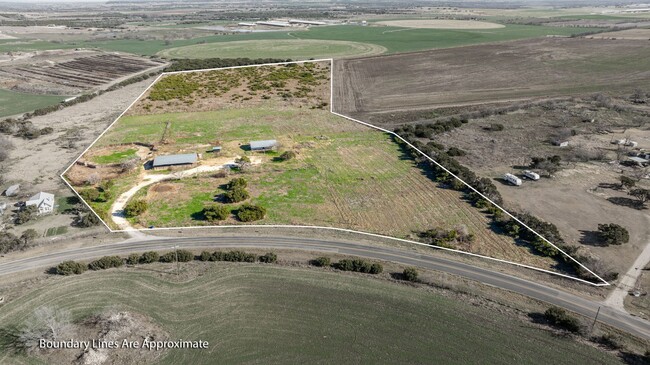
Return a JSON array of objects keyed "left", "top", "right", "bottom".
[
  {"left": 590, "top": 306, "right": 601, "bottom": 334},
  {"left": 172, "top": 245, "right": 179, "bottom": 276}
]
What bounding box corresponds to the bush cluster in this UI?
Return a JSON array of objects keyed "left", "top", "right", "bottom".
[
  {"left": 124, "top": 199, "right": 148, "bottom": 218},
  {"left": 597, "top": 223, "right": 629, "bottom": 246},
  {"left": 258, "top": 252, "right": 278, "bottom": 264},
  {"left": 55, "top": 260, "right": 87, "bottom": 275},
  {"left": 236, "top": 203, "right": 267, "bottom": 222},
  {"left": 310, "top": 256, "right": 331, "bottom": 267},
  {"left": 402, "top": 267, "right": 419, "bottom": 282},
  {"left": 223, "top": 178, "right": 250, "bottom": 203},
  {"left": 544, "top": 306, "right": 582, "bottom": 334},
  {"left": 165, "top": 58, "right": 291, "bottom": 72},
  {"left": 203, "top": 204, "right": 230, "bottom": 221},
  {"left": 159, "top": 249, "right": 194, "bottom": 263},
  {"left": 334, "top": 259, "right": 383, "bottom": 274},
  {"left": 88, "top": 256, "right": 124, "bottom": 271},
  {"left": 199, "top": 250, "right": 257, "bottom": 263}
]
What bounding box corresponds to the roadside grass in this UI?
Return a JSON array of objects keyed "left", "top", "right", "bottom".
[
  {"left": 0, "top": 264, "right": 623, "bottom": 365},
  {"left": 91, "top": 149, "right": 137, "bottom": 164},
  {"left": 0, "top": 89, "right": 67, "bottom": 118}
]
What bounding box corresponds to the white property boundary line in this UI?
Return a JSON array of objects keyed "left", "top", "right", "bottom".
[{"left": 59, "top": 58, "right": 609, "bottom": 287}]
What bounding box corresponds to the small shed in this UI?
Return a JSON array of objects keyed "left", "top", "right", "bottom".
[
  {"left": 4, "top": 184, "right": 19, "bottom": 197},
  {"left": 210, "top": 146, "right": 222, "bottom": 153},
  {"left": 152, "top": 153, "right": 198, "bottom": 169},
  {"left": 250, "top": 140, "right": 278, "bottom": 152}
]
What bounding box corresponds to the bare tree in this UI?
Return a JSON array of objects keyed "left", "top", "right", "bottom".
[
  {"left": 86, "top": 173, "right": 101, "bottom": 185},
  {"left": 19, "top": 306, "right": 73, "bottom": 349},
  {"left": 120, "top": 158, "right": 139, "bottom": 173}
]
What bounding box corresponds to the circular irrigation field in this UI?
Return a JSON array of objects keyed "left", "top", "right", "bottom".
[
  {"left": 158, "top": 39, "right": 387, "bottom": 60},
  {"left": 377, "top": 19, "right": 505, "bottom": 29}
]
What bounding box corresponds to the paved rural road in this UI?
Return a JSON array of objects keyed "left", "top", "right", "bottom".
[{"left": 1, "top": 235, "right": 649, "bottom": 339}]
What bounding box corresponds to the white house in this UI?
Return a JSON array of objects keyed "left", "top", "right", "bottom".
[{"left": 25, "top": 192, "right": 55, "bottom": 215}]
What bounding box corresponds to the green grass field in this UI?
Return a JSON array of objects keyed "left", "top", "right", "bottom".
[
  {"left": 0, "top": 89, "right": 67, "bottom": 118},
  {"left": 157, "top": 39, "right": 386, "bottom": 60},
  {"left": 0, "top": 264, "right": 623, "bottom": 365},
  {"left": 91, "top": 149, "right": 138, "bottom": 164}
]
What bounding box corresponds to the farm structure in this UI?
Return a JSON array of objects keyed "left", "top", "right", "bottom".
[
  {"left": 152, "top": 153, "right": 198, "bottom": 169},
  {"left": 25, "top": 191, "right": 55, "bottom": 215},
  {"left": 250, "top": 140, "right": 278, "bottom": 152}
]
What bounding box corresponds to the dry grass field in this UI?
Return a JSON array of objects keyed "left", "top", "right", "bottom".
[
  {"left": 333, "top": 37, "right": 650, "bottom": 123},
  {"left": 589, "top": 28, "right": 650, "bottom": 40}
]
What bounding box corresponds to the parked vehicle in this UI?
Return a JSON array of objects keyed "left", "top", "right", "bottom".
[
  {"left": 504, "top": 173, "right": 522, "bottom": 186},
  {"left": 523, "top": 170, "right": 540, "bottom": 180}
]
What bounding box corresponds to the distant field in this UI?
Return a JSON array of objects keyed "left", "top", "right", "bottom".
[
  {"left": 0, "top": 264, "right": 624, "bottom": 365},
  {"left": 157, "top": 39, "right": 387, "bottom": 60},
  {"left": 333, "top": 37, "right": 650, "bottom": 120},
  {"left": 376, "top": 19, "right": 505, "bottom": 29},
  {"left": 0, "top": 89, "right": 66, "bottom": 118},
  {"left": 0, "top": 24, "right": 599, "bottom": 57}
]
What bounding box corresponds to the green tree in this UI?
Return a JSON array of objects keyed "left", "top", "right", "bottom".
[
  {"left": 203, "top": 204, "right": 230, "bottom": 221},
  {"left": 544, "top": 306, "right": 582, "bottom": 333},
  {"left": 126, "top": 253, "right": 140, "bottom": 265},
  {"left": 20, "top": 229, "right": 38, "bottom": 245},
  {"left": 77, "top": 212, "right": 100, "bottom": 228},
  {"left": 403, "top": 267, "right": 419, "bottom": 282},
  {"left": 224, "top": 188, "right": 249, "bottom": 203},
  {"left": 236, "top": 204, "right": 266, "bottom": 222},
  {"left": 226, "top": 177, "right": 248, "bottom": 190},
  {"left": 79, "top": 188, "right": 100, "bottom": 202},
  {"left": 310, "top": 256, "right": 331, "bottom": 267},
  {"left": 258, "top": 252, "right": 277, "bottom": 263},
  {"left": 88, "top": 256, "right": 124, "bottom": 270},
  {"left": 597, "top": 223, "right": 629, "bottom": 246},
  {"left": 55, "top": 260, "right": 87, "bottom": 275},
  {"left": 139, "top": 251, "right": 159, "bottom": 264},
  {"left": 124, "top": 199, "right": 148, "bottom": 217},
  {"left": 629, "top": 188, "right": 649, "bottom": 207},
  {"left": 15, "top": 205, "right": 37, "bottom": 225}
]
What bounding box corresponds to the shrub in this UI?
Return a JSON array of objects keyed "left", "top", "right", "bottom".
[
  {"left": 199, "top": 251, "right": 212, "bottom": 261},
  {"left": 55, "top": 260, "right": 86, "bottom": 275},
  {"left": 126, "top": 253, "right": 140, "bottom": 265},
  {"left": 597, "top": 223, "right": 629, "bottom": 246},
  {"left": 278, "top": 150, "right": 297, "bottom": 161},
  {"left": 160, "top": 249, "right": 194, "bottom": 263},
  {"left": 124, "top": 199, "right": 148, "bottom": 217},
  {"left": 79, "top": 188, "right": 100, "bottom": 202},
  {"left": 226, "top": 177, "right": 248, "bottom": 190},
  {"left": 402, "top": 267, "right": 419, "bottom": 282},
  {"left": 489, "top": 123, "right": 504, "bottom": 131},
  {"left": 224, "top": 188, "right": 250, "bottom": 203},
  {"left": 139, "top": 251, "right": 159, "bottom": 264},
  {"left": 88, "top": 256, "right": 124, "bottom": 270},
  {"left": 77, "top": 212, "right": 100, "bottom": 228},
  {"left": 310, "top": 256, "right": 331, "bottom": 267},
  {"left": 259, "top": 252, "right": 277, "bottom": 263},
  {"left": 223, "top": 250, "right": 256, "bottom": 262},
  {"left": 446, "top": 147, "right": 466, "bottom": 156},
  {"left": 15, "top": 205, "right": 37, "bottom": 225},
  {"left": 544, "top": 306, "right": 582, "bottom": 333},
  {"left": 203, "top": 204, "right": 230, "bottom": 221},
  {"left": 236, "top": 204, "right": 266, "bottom": 222},
  {"left": 334, "top": 259, "right": 382, "bottom": 274}
]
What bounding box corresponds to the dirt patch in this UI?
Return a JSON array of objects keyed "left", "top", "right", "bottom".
[
  {"left": 377, "top": 19, "right": 505, "bottom": 29},
  {"left": 27, "top": 310, "right": 168, "bottom": 365},
  {"left": 151, "top": 183, "right": 176, "bottom": 193},
  {"left": 589, "top": 28, "right": 650, "bottom": 40},
  {"left": 333, "top": 37, "right": 650, "bottom": 123}
]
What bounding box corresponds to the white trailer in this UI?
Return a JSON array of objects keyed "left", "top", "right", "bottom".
[
  {"left": 504, "top": 173, "right": 522, "bottom": 186},
  {"left": 523, "top": 170, "right": 540, "bottom": 180}
]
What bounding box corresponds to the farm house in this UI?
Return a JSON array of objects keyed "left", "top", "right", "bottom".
[
  {"left": 250, "top": 140, "right": 278, "bottom": 152},
  {"left": 25, "top": 192, "right": 55, "bottom": 215},
  {"left": 152, "top": 153, "right": 198, "bottom": 169}
]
